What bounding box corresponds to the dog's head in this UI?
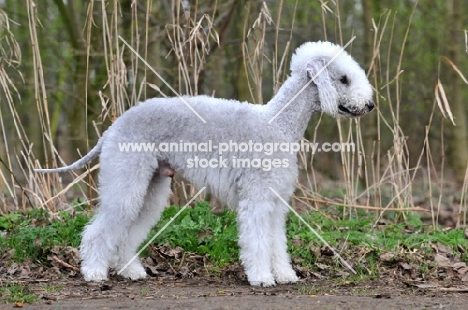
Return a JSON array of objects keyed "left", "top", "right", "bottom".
[{"left": 290, "top": 41, "right": 374, "bottom": 118}]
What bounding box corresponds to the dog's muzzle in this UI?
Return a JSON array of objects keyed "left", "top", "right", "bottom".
[{"left": 338, "top": 100, "right": 374, "bottom": 117}]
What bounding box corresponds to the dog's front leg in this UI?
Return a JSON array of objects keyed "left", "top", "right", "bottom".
[
  {"left": 237, "top": 199, "right": 276, "bottom": 287},
  {"left": 269, "top": 204, "right": 298, "bottom": 284}
]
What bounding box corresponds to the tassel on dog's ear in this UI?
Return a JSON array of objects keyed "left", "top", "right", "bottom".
[{"left": 306, "top": 58, "right": 338, "bottom": 117}]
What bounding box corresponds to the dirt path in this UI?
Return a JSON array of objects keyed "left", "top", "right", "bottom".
[
  {"left": 10, "top": 277, "right": 468, "bottom": 310},
  {"left": 3, "top": 246, "right": 468, "bottom": 309},
  {"left": 20, "top": 294, "right": 468, "bottom": 310}
]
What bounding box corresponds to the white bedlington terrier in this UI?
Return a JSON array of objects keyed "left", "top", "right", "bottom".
[{"left": 36, "top": 41, "right": 374, "bottom": 287}]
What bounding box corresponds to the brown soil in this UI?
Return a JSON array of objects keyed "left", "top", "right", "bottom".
[
  {"left": 3, "top": 232, "right": 468, "bottom": 310},
  {"left": 3, "top": 253, "right": 468, "bottom": 310},
  {"left": 7, "top": 275, "right": 468, "bottom": 310}
]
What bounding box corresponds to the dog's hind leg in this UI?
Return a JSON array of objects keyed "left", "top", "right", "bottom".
[
  {"left": 79, "top": 155, "right": 156, "bottom": 282},
  {"left": 114, "top": 174, "right": 172, "bottom": 280},
  {"left": 237, "top": 198, "right": 276, "bottom": 287},
  {"left": 269, "top": 203, "right": 298, "bottom": 284}
]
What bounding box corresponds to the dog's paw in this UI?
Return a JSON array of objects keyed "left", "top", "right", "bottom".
[
  {"left": 118, "top": 265, "right": 147, "bottom": 280},
  {"left": 249, "top": 280, "right": 276, "bottom": 287},
  {"left": 82, "top": 268, "right": 108, "bottom": 282},
  {"left": 274, "top": 269, "right": 299, "bottom": 284},
  {"left": 248, "top": 275, "right": 276, "bottom": 287}
]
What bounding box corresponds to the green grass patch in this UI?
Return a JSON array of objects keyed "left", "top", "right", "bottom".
[
  {"left": 0, "top": 282, "right": 39, "bottom": 304},
  {"left": 0, "top": 208, "right": 88, "bottom": 263},
  {"left": 1, "top": 202, "right": 467, "bottom": 273},
  {"left": 287, "top": 210, "right": 467, "bottom": 267},
  {"left": 146, "top": 201, "right": 239, "bottom": 266}
]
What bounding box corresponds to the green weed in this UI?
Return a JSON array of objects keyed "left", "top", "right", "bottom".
[
  {"left": 42, "top": 284, "right": 63, "bottom": 293},
  {"left": 297, "top": 283, "right": 319, "bottom": 295},
  {"left": 0, "top": 282, "right": 39, "bottom": 304},
  {"left": 147, "top": 202, "right": 239, "bottom": 266},
  {"left": 0, "top": 209, "right": 88, "bottom": 262}
]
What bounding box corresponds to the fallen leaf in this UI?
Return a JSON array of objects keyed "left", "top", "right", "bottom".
[
  {"left": 178, "top": 265, "right": 192, "bottom": 278},
  {"left": 64, "top": 247, "right": 80, "bottom": 266},
  {"left": 144, "top": 256, "right": 156, "bottom": 266},
  {"left": 453, "top": 262, "right": 467, "bottom": 269},
  {"left": 379, "top": 252, "right": 395, "bottom": 262},
  {"left": 51, "top": 246, "right": 61, "bottom": 255},
  {"left": 19, "top": 265, "right": 31, "bottom": 278},
  {"left": 436, "top": 242, "right": 453, "bottom": 254},
  {"left": 456, "top": 267, "right": 468, "bottom": 277},
  {"left": 400, "top": 262, "right": 413, "bottom": 270},
  {"left": 145, "top": 265, "right": 159, "bottom": 276},
  {"left": 7, "top": 263, "right": 18, "bottom": 275},
  {"left": 434, "top": 254, "right": 451, "bottom": 267}
]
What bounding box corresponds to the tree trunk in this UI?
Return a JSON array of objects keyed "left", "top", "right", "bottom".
[
  {"left": 234, "top": 0, "right": 257, "bottom": 103},
  {"left": 447, "top": 0, "right": 468, "bottom": 182}
]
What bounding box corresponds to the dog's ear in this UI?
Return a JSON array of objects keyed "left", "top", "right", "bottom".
[{"left": 306, "top": 58, "right": 338, "bottom": 117}]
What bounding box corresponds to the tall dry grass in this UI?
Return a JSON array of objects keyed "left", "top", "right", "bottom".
[{"left": 0, "top": 1, "right": 466, "bottom": 228}]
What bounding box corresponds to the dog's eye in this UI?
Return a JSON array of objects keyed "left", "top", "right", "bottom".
[{"left": 339, "top": 75, "right": 349, "bottom": 85}]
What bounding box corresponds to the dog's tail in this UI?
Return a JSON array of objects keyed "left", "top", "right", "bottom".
[{"left": 34, "top": 137, "right": 104, "bottom": 173}]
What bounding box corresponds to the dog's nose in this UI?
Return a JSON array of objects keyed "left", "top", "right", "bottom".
[{"left": 366, "top": 101, "right": 375, "bottom": 111}]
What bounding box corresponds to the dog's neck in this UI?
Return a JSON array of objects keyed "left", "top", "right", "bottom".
[{"left": 265, "top": 76, "right": 321, "bottom": 142}]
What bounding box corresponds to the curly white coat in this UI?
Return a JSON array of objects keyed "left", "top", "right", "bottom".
[{"left": 36, "top": 41, "right": 374, "bottom": 287}]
